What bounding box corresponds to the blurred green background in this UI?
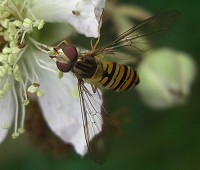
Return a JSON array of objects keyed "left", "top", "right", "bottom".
[{"left": 0, "top": 0, "right": 199, "bottom": 170}]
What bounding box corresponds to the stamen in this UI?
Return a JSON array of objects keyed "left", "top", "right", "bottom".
[
  {"left": 12, "top": 81, "right": 19, "bottom": 138},
  {"left": 12, "top": 132, "right": 19, "bottom": 139},
  {"left": 26, "top": 5, "right": 37, "bottom": 20},
  {"left": 1, "top": 83, "right": 12, "bottom": 130},
  {"left": 29, "top": 37, "right": 55, "bottom": 55},
  {"left": 0, "top": 0, "right": 11, "bottom": 19},
  {"left": 28, "top": 59, "right": 39, "bottom": 82},
  {"left": 20, "top": 30, "right": 27, "bottom": 45},
  {"left": 0, "top": 78, "right": 7, "bottom": 88},
  {"left": 0, "top": 65, "right": 7, "bottom": 77},
  {"left": 0, "top": 0, "right": 48, "bottom": 139},
  {"left": 14, "top": 27, "right": 23, "bottom": 39},
  {"left": 17, "top": 128, "right": 25, "bottom": 134},
  {"left": 1, "top": 19, "right": 10, "bottom": 29},
  {"left": 19, "top": 0, "right": 27, "bottom": 14},
  {"left": 28, "top": 84, "right": 39, "bottom": 93},
  {"left": 31, "top": 49, "right": 57, "bottom": 73},
  {"left": 8, "top": 0, "right": 23, "bottom": 20},
  {"left": 22, "top": 18, "right": 32, "bottom": 29},
  {"left": 36, "top": 89, "right": 44, "bottom": 97},
  {"left": 22, "top": 99, "right": 29, "bottom": 105},
  {"left": 19, "top": 86, "right": 26, "bottom": 130},
  {"left": 3, "top": 81, "right": 10, "bottom": 93},
  {"left": 13, "top": 45, "right": 27, "bottom": 66},
  {"left": 20, "top": 69, "right": 29, "bottom": 101},
  {"left": 0, "top": 78, "right": 11, "bottom": 98},
  {"left": 13, "top": 64, "right": 22, "bottom": 81},
  {"left": 23, "top": 0, "right": 39, "bottom": 21},
  {"left": 21, "top": 63, "right": 39, "bottom": 103},
  {"left": 21, "top": 61, "right": 37, "bottom": 85}
]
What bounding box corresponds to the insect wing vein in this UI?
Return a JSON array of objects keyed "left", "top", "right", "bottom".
[
  {"left": 93, "top": 10, "right": 180, "bottom": 56},
  {"left": 78, "top": 82, "right": 112, "bottom": 164}
]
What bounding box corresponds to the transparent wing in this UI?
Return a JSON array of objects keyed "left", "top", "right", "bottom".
[
  {"left": 93, "top": 10, "right": 180, "bottom": 56},
  {"left": 78, "top": 81, "right": 113, "bottom": 164}
]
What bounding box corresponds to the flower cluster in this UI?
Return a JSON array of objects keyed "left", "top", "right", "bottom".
[
  {"left": 0, "top": 0, "right": 105, "bottom": 157},
  {"left": 0, "top": 0, "right": 45, "bottom": 139}
]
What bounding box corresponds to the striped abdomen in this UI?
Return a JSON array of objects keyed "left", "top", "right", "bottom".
[{"left": 93, "top": 62, "right": 140, "bottom": 92}]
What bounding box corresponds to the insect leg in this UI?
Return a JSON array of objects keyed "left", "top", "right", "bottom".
[
  {"left": 39, "top": 44, "right": 54, "bottom": 54},
  {"left": 91, "top": 84, "right": 97, "bottom": 93},
  {"left": 91, "top": 9, "right": 104, "bottom": 51},
  {"left": 55, "top": 40, "right": 69, "bottom": 48}
]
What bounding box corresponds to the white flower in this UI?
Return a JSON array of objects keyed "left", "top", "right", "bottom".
[
  {"left": 0, "top": 0, "right": 105, "bottom": 156},
  {"left": 33, "top": 51, "right": 103, "bottom": 155},
  {"left": 31, "top": 0, "right": 106, "bottom": 37},
  {"left": 137, "top": 48, "right": 197, "bottom": 109}
]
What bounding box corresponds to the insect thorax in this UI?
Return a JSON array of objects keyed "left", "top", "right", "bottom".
[{"left": 72, "top": 56, "right": 98, "bottom": 79}]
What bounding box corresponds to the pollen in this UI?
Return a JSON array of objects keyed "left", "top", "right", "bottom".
[
  {"left": 36, "top": 90, "right": 44, "bottom": 97},
  {"left": 70, "top": 88, "right": 79, "bottom": 99},
  {"left": 22, "top": 99, "right": 30, "bottom": 106},
  {"left": 57, "top": 70, "right": 63, "bottom": 79},
  {"left": 28, "top": 84, "right": 39, "bottom": 93},
  {"left": 17, "top": 128, "right": 25, "bottom": 134},
  {"left": 12, "top": 132, "right": 19, "bottom": 139}
]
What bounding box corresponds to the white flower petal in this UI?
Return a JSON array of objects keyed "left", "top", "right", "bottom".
[
  {"left": 0, "top": 91, "right": 15, "bottom": 143},
  {"left": 38, "top": 70, "right": 86, "bottom": 155},
  {"left": 35, "top": 51, "right": 103, "bottom": 155},
  {"left": 31, "top": 0, "right": 106, "bottom": 37}
]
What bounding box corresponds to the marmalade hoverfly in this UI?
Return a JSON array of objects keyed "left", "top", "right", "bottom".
[{"left": 41, "top": 10, "right": 179, "bottom": 164}]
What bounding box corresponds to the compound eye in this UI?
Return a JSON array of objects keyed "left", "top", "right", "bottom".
[
  {"left": 62, "top": 45, "right": 78, "bottom": 62},
  {"left": 56, "top": 61, "right": 71, "bottom": 72}
]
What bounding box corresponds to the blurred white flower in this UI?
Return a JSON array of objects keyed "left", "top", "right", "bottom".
[
  {"left": 137, "top": 48, "right": 196, "bottom": 109},
  {"left": 0, "top": 0, "right": 105, "bottom": 156}
]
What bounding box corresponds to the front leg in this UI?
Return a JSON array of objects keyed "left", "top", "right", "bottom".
[
  {"left": 91, "top": 84, "right": 97, "bottom": 93},
  {"left": 91, "top": 9, "right": 104, "bottom": 51},
  {"left": 56, "top": 40, "right": 69, "bottom": 48}
]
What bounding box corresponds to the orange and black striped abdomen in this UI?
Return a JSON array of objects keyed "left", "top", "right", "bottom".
[{"left": 97, "top": 62, "right": 140, "bottom": 92}]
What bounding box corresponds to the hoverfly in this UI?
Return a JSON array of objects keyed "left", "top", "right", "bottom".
[{"left": 41, "top": 10, "right": 179, "bottom": 164}]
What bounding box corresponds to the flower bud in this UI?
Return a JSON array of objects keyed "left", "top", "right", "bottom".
[{"left": 137, "top": 48, "right": 196, "bottom": 109}]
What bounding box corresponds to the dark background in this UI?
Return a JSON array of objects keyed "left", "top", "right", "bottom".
[{"left": 0, "top": 0, "right": 199, "bottom": 169}]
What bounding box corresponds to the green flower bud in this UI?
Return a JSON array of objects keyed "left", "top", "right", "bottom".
[{"left": 137, "top": 48, "right": 196, "bottom": 109}]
